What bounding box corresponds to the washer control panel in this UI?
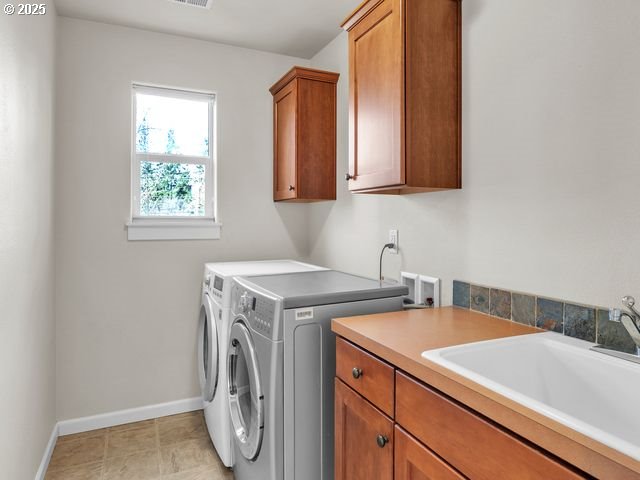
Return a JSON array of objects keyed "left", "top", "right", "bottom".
[
  {"left": 211, "top": 275, "right": 224, "bottom": 302},
  {"left": 203, "top": 271, "right": 224, "bottom": 303},
  {"left": 231, "top": 282, "right": 278, "bottom": 339}
]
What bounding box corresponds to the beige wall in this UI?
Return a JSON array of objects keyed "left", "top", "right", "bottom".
[
  {"left": 51, "top": 0, "right": 640, "bottom": 426},
  {"left": 308, "top": 0, "right": 640, "bottom": 309},
  {"left": 55, "top": 17, "right": 310, "bottom": 420},
  {"left": 0, "top": 2, "right": 57, "bottom": 477}
]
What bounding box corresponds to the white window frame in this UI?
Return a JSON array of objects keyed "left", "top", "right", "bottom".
[{"left": 127, "top": 83, "right": 221, "bottom": 241}]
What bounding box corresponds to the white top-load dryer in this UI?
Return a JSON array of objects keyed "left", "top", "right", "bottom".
[
  {"left": 198, "top": 260, "right": 326, "bottom": 467},
  {"left": 226, "top": 270, "right": 408, "bottom": 480}
]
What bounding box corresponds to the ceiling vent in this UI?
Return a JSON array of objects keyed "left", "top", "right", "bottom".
[{"left": 170, "top": 0, "right": 213, "bottom": 9}]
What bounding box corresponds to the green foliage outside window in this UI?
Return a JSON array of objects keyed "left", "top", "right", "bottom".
[{"left": 137, "top": 115, "right": 206, "bottom": 216}]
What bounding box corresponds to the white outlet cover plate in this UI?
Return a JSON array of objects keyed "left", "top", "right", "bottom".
[
  {"left": 419, "top": 275, "right": 440, "bottom": 307},
  {"left": 389, "top": 229, "right": 398, "bottom": 254},
  {"left": 400, "top": 272, "right": 420, "bottom": 304}
]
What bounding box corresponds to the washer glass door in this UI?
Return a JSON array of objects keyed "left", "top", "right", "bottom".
[
  {"left": 228, "top": 319, "right": 264, "bottom": 461},
  {"left": 198, "top": 294, "right": 219, "bottom": 402}
]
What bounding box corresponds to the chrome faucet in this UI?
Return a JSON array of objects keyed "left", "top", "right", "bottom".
[
  {"left": 612, "top": 296, "right": 640, "bottom": 355},
  {"left": 590, "top": 295, "right": 640, "bottom": 363}
]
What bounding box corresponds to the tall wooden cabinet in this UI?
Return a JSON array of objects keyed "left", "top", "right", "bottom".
[
  {"left": 342, "top": 0, "right": 462, "bottom": 194},
  {"left": 270, "top": 66, "right": 339, "bottom": 202}
]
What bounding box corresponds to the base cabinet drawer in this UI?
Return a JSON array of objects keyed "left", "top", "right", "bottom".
[
  {"left": 336, "top": 337, "right": 395, "bottom": 416},
  {"left": 395, "top": 372, "right": 587, "bottom": 480},
  {"left": 334, "top": 378, "right": 393, "bottom": 480},
  {"left": 395, "top": 426, "right": 466, "bottom": 480}
]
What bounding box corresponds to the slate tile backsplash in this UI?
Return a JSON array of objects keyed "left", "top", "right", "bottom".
[
  {"left": 512, "top": 293, "right": 535, "bottom": 326},
  {"left": 536, "top": 297, "right": 564, "bottom": 334},
  {"left": 490, "top": 289, "right": 511, "bottom": 319},
  {"left": 564, "top": 303, "right": 596, "bottom": 342},
  {"left": 453, "top": 280, "right": 632, "bottom": 353},
  {"left": 470, "top": 285, "right": 490, "bottom": 314},
  {"left": 452, "top": 281, "right": 470, "bottom": 309}
]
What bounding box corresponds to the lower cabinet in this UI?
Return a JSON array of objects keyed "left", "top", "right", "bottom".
[
  {"left": 395, "top": 372, "right": 586, "bottom": 480},
  {"left": 395, "top": 426, "right": 465, "bottom": 480},
  {"left": 335, "top": 377, "right": 461, "bottom": 480},
  {"left": 334, "top": 378, "right": 393, "bottom": 480},
  {"left": 335, "top": 337, "right": 589, "bottom": 480}
]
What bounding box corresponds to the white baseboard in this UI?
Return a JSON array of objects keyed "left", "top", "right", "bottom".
[
  {"left": 35, "top": 397, "right": 202, "bottom": 479},
  {"left": 35, "top": 423, "right": 59, "bottom": 480},
  {"left": 58, "top": 397, "right": 203, "bottom": 436}
]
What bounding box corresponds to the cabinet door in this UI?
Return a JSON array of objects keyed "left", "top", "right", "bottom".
[
  {"left": 396, "top": 372, "right": 588, "bottom": 480},
  {"left": 395, "top": 426, "right": 465, "bottom": 480},
  {"left": 335, "top": 379, "right": 393, "bottom": 480},
  {"left": 297, "top": 78, "right": 337, "bottom": 200},
  {"left": 273, "top": 80, "right": 297, "bottom": 200},
  {"left": 347, "top": 0, "right": 404, "bottom": 191}
]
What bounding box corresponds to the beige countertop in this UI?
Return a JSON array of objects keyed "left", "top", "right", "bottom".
[{"left": 332, "top": 306, "right": 640, "bottom": 479}]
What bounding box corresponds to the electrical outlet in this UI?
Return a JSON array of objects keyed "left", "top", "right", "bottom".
[{"left": 389, "top": 229, "right": 398, "bottom": 254}]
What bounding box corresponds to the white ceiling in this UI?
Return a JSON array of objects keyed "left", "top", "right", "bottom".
[{"left": 54, "top": 0, "right": 361, "bottom": 59}]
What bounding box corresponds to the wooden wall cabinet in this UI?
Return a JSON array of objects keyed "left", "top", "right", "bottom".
[
  {"left": 269, "top": 66, "right": 339, "bottom": 202},
  {"left": 335, "top": 337, "right": 588, "bottom": 480},
  {"left": 342, "top": 0, "right": 462, "bottom": 194}
]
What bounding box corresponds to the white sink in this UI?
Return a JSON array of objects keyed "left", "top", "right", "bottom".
[{"left": 422, "top": 332, "right": 640, "bottom": 461}]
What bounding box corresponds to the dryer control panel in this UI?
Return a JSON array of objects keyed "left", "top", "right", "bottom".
[{"left": 231, "top": 281, "right": 280, "bottom": 341}]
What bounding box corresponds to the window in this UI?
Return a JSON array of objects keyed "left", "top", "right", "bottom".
[{"left": 128, "top": 84, "right": 219, "bottom": 240}]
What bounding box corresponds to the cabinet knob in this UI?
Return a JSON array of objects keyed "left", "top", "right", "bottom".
[
  {"left": 352, "top": 367, "right": 363, "bottom": 379},
  {"left": 345, "top": 173, "right": 355, "bottom": 181},
  {"left": 376, "top": 435, "right": 389, "bottom": 448},
  {"left": 288, "top": 185, "right": 295, "bottom": 191}
]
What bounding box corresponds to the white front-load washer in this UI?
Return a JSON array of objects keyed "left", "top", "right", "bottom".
[{"left": 198, "top": 260, "right": 326, "bottom": 467}]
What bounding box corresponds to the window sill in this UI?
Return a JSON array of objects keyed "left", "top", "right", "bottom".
[{"left": 126, "top": 218, "right": 221, "bottom": 241}]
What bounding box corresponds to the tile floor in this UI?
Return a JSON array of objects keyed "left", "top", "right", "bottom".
[{"left": 45, "top": 410, "right": 234, "bottom": 480}]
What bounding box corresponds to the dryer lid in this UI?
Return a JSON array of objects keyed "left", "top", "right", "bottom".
[{"left": 238, "top": 270, "right": 408, "bottom": 309}]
